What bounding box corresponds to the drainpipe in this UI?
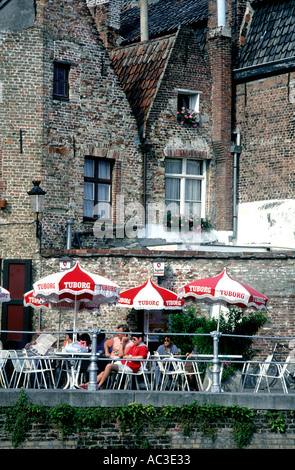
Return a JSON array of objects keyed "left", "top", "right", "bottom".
[
  {"left": 229, "top": 131, "right": 242, "bottom": 243},
  {"left": 139, "top": 0, "right": 149, "bottom": 42},
  {"left": 217, "top": 0, "right": 226, "bottom": 26},
  {"left": 66, "top": 219, "right": 73, "bottom": 250}
]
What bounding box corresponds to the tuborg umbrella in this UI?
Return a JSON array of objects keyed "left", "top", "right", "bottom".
[
  {"left": 178, "top": 268, "right": 268, "bottom": 330},
  {"left": 0, "top": 286, "right": 11, "bottom": 303},
  {"left": 118, "top": 277, "right": 184, "bottom": 310},
  {"left": 118, "top": 278, "right": 184, "bottom": 343},
  {"left": 32, "top": 262, "right": 119, "bottom": 337}
]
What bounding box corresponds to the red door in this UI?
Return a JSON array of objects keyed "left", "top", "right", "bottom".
[{"left": 1, "top": 259, "right": 32, "bottom": 348}]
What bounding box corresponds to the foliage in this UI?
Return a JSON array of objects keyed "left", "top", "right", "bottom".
[
  {"left": 114, "top": 402, "right": 157, "bottom": 448},
  {"left": 166, "top": 212, "right": 213, "bottom": 233},
  {"left": 4, "top": 390, "right": 48, "bottom": 447},
  {"left": 3, "top": 392, "right": 292, "bottom": 449},
  {"left": 177, "top": 107, "right": 201, "bottom": 127},
  {"left": 169, "top": 304, "right": 268, "bottom": 361},
  {"left": 218, "top": 306, "right": 268, "bottom": 359},
  {"left": 267, "top": 412, "right": 286, "bottom": 434}
]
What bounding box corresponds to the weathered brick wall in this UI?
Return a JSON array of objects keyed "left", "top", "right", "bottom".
[
  {"left": 236, "top": 72, "right": 295, "bottom": 204},
  {"left": 0, "top": 0, "right": 143, "bottom": 258},
  {"left": 30, "top": 250, "right": 295, "bottom": 342},
  {"left": 145, "top": 26, "right": 214, "bottom": 221},
  {"left": 1, "top": 407, "right": 295, "bottom": 449}
]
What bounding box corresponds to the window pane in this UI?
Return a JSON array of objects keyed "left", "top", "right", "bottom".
[
  {"left": 165, "top": 178, "right": 180, "bottom": 201},
  {"left": 84, "top": 182, "right": 94, "bottom": 200},
  {"left": 98, "top": 161, "right": 111, "bottom": 180},
  {"left": 94, "top": 201, "right": 111, "bottom": 219},
  {"left": 177, "top": 94, "right": 190, "bottom": 110},
  {"left": 83, "top": 200, "right": 94, "bottom": 218},
  {"left": 98, "top": 184, "right": 110, "bottom": 202},
  {"left": 185, "top": 179, "right": 201, "bottom": 201},
  {"left": 84, "top": 159, "right": 94, "bottom": 178},
  {"left": 187, "top": 160, "right": 202, "bottom": 176},
  {"left": 165, "top": 159, "right": 182, "bottom": 175}
]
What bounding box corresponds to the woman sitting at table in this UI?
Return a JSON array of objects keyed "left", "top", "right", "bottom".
[{"left": 155, "top": 336, "right": 178, "bottom": 389}]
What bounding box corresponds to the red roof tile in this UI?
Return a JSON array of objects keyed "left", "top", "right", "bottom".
[{"left": 110, "top": 34, "right": 176, "bottom": 128}]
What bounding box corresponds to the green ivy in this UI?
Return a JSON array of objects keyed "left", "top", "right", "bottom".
[
  {"left": 2, "top": 391, "right": 288, "bottom": 449},
  {"left": 267, "top": 412, "right": 286, "bottom": 434}
]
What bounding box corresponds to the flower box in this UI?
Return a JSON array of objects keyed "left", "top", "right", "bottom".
[{"left": 176, "top": 107, "right": 201, "bottom": 127}]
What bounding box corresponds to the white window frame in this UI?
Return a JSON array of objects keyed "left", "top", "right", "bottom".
[
  {"left": 165, "top": 157, "right": 206, "bottom": 218},
  {"left": 176, "top": 88, "right": 202, "bottom": 114}
]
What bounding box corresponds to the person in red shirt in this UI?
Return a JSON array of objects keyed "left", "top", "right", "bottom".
[{"left": 97, "top": 333, "right": 148, "bottom": 389}]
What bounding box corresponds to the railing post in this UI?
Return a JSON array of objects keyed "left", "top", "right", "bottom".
[
  {"left": 87, "top": 328, "right": 99, "bottom": 391},
  {"left": 210, "top": 330, "right": 222, "bottom": 392}
]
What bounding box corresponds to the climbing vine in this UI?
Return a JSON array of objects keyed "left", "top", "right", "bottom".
[{"left": 1, "top": 391, "right": 292, "bottom": 449}]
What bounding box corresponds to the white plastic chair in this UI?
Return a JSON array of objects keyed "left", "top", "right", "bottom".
[
  {"left": 154, "top": 353, "right": 189, "bottom": 391},
  {"left": 8, "top": 350, "right": 24, "bottom": 388},
  {"left": 0, "top": 350, "right": 9, "bottom": 388},
  {"left": 115, "top": 352, "right": 150, "bottom": 390},
  {"left": 240, "top": 354, "right": 290, "bottom": 393},
  {"left": 183, "top": 355, "right": 203, "bottom": 391},
  {"left": 10, "top": 350, "right": 52, "bottom": 388},
  {"left": 258, "top": 356, "right": 291, "bottom": 394}
]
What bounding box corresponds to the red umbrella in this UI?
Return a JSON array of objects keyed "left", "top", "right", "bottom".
[
  {"left": 0, "top": 286, "right": 11, "bottom": 303},
  {"left": 118, "top": 278, "right": 184, "bottom": 310},
  {"left": 32, "top": 262, "right": 119, "bottom": 335},
  {"left": 24, "top": 290, "right": 100, "bottom": 313},
  {"left": 178, "top": 268, "right": 268, "bottom": 330}
]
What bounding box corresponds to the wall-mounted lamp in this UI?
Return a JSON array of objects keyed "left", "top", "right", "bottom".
[
  {"left": 153, "top": 258, "right": 165, "bottom": 284},
  {"left": 27, "top": 180, "right": 46, "bottom": 238}
]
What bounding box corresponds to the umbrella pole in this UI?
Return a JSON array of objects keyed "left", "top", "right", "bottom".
[
  {"left": 217, "top": 304, "right": 221, "bottom": 331},
  {"left": 210, "top": 330, "right": 222, "bottom": 393},
  {"left": 74, "top": 299, "right": 78, "bottom": 342}
]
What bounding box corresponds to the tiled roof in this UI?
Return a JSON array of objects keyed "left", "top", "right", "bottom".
[
  {"left": 110, "top": 34, "right": 176, "bottom": 128},
  {"left": 238, "top": 0, "right": 295, "bottom": 69},
  {"left": 120, "top": 0, "right": 207, "bottom": 44}
]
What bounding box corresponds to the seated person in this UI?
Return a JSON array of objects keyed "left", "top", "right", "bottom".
[
  {"left": 96, "top": 333, "right": 148, "bottom": 389},
  {"left": 155, "top": 336, "right": 178, "bottom": 388},
  {"left": 103, "top": 324, "right": 133, "bottom": 359}
]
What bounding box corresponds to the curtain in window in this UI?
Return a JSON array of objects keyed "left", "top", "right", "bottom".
[{"left": 83, "top": 182, "right": 94, "bottom": 218}]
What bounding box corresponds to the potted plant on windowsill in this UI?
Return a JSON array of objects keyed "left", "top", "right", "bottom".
[
  {"left": 177, "top": 107, "right": 201, "bottom": 127},
  {"left": 166, "top": 212, "right": 213, "bottom": 233}
]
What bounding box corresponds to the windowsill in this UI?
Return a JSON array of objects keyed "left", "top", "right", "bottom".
[{"left": 53, "top": 96, "right": 69, "bottom": 102}]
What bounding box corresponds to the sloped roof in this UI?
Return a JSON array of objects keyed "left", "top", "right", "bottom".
[
  {"left": 120, "top": 0, "right": 207, "bottom": 44},
  {"left": 110, "top": 34, "right": 177, "bottom": 128},
  {"left": 238, "top": 0, "right": 295, "bottom": 70}
]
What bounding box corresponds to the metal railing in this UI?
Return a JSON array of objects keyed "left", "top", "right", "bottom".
[{"left": 0, "top": 328, "right": 295, "bottom": 393}]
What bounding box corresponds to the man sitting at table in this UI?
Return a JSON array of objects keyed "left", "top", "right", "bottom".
[{"left": 96, "top": 333, "right": 148, "bottom": 389}]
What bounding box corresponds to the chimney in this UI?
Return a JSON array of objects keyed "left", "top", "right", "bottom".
[
  {"left": 217, "top": 0, "right": 226, "bottom": 26},
  {"left": 207, "top": 0, "right": 233, "bottom": 232},
  {"left": 139, "top": 0, "right": 149, "bottom": 42},
  {"left": 87, "top": 0, "right": 122, "bottom": 49}
]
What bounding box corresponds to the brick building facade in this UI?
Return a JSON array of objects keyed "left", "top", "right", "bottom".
[{"left": 0, "top": 0, "right": 294, "bottom": 346}]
